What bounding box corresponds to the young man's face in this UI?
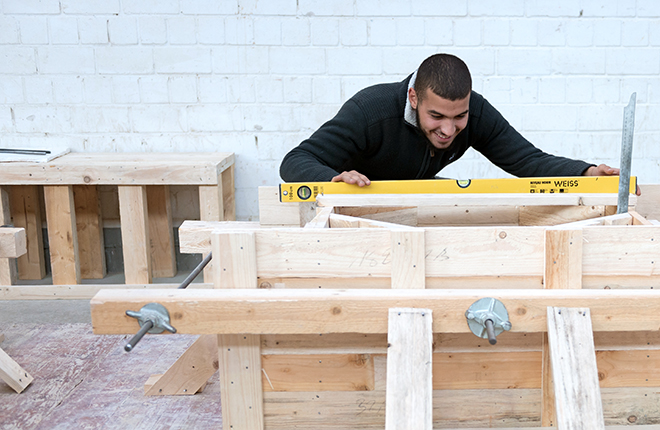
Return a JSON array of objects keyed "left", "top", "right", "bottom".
[{"left": 409, "top": 87, "right": 470, "bottom": 150}]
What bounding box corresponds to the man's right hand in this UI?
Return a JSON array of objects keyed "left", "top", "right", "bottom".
[{"left": 331, "top": 170, "right": 371, "bottom": 187}]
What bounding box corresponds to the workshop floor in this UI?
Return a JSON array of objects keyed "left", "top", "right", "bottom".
[{"left": 0, "top": 324, "right": 222, "bottom": 429}]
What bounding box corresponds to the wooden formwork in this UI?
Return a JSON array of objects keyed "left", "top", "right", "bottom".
[
  {"left": 0, "top": 152, "right": 234, "bottom": 296},
  {"left": 90, "top": 187, "right": 660, "bottom": 429}
]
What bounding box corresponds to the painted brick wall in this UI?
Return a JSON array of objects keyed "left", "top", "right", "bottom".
[{"left": 1, "top": 0, "right": 659, "bottom": 220}]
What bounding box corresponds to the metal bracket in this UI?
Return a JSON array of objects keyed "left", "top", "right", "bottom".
[
  {"left": 465, "top": 297, "right": 512, "bottom": 345},
  {"left": 124, "top": 303, "right": 177, "bottom": 352}
]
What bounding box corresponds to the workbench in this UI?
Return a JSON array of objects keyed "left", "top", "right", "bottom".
[{"left": 0, "top": 152, "right": 234, "bottom": 288}]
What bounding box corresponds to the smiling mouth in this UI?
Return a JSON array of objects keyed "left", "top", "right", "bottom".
[{"left": 434, "top": 131, "right": 451, "bottom": 141}]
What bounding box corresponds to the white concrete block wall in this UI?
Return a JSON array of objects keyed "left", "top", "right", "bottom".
[{"left": 1, "top": 0, "right": 659, "bottom": 220}]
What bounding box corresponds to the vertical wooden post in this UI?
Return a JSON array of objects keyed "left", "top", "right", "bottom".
[
  {"left": 118, "top": 185, "right": 151, "bottom": 284},
  {"left": 9, "top": 185, "right": 46, "bottom": 280},
  {"left": 547, "top": 307, "right": 604, "bottom": 430},
  {"left": 385, "top": 308, "right": 433, "bottom": 430},
  {"left": 44, "top": 185, "right": 81, "bottom": 285},
  {"left": 542, "top": 227, "right": 582, "bottom": 426},
  {"left": 147, "top": 185, "right": 176, "bottom": 278},
  {"left": 212, "top": 230, "right": 263, "bottom": 430},
  {"left": 221, "top": 164, "right": 236, "bottom": 221},
  {"left": 0, "top": 186, "right": 17, "bottom": 285},
  {"left": 390, "top": 228, "right": 426, "bottom": 289},
  {"left": 73, "top": 185, "right": 106, "bottom": 279}
]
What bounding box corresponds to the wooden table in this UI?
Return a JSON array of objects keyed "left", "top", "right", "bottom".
[{"left": 0, "top": 152, "right": 234, "bottom": 286}]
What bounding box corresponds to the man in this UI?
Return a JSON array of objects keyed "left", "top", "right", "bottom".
[{"left": 280, "top": 53, "right": 628, "bottom": 189}]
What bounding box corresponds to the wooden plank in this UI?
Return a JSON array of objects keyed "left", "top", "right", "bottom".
[
  {"left": 547, "top": 307, "right": 605, "bottom": 429},
  {"left": 630, "top": 210, "right": 653, "bottom": 226},
  {"left": 0, "top": 186, "right": 17, "bottom": 285},
  {"left": 0, "top": 152, "right": 234, "bottom": 185},
  {"left": 73, "top": 185, "right": 106, "bottom": 279},
  {"left": 556, "top": 213, "right": 632, "bottom": 228},
  {"left": 390, "top": 229, "right": 425, "bottom": 289},
  {"left": 44, "top": 185, "right": 81, "bottom": 285},
  {"left": 0, "top": 228, "right": 26, "bottom": 258},
  {"left": 418, "top": 205, "right": 519, "bottom": 226},
  {"left": 147, "top": 185, "right": 176, "bottom": 278},
  {"left": 636, "top": 184, "right": 660, "bottom": 221},
  {"left": 329, "top": 214, "right": 409, "bottom": 229},
  {"left": 90, "top": 288, "right": 660, "bottom": 335},
  {"left": 0, "top": 346, "right": 33, "bottom": 393},
  {"left": 213, "top": 230, "right": 263, "bottom": 429},
  {"left": 544, "top": 228, "right": 582, "bottom": 289},
  {"left": 144, "top": 334, "right": 218, "bottom": 396},
  {"left": 199, "top": 183, "right": 226, "bottom": 282},
  {"left": 304, "top": 206, "right": 333, "bottom": 229},
  {"left": 221, "top": 163, "right": 236, "bottom": 221},
  {"left": 317, "top": 193, "right": 636, "bottom": 208},
  {"left": 385, "top": 308, "right": 433, "bottom": 430},
  {"left": 337, "top": 206, "right": 418, "bottom": 226},
  {"left": 519, "top": 204, "right": 608, "bottom": 226},
  {"left": 0, "top": 282, "right": 213, "bottom": 300},
  {"left": 118, "top": 185, "right": 151, "bottom": 284},
  {"left": 9, "top": 185, "right": 46, "bottom": 280},
  {"left": 179, "top": 224, "right": 660, "bottom": 278},
  {"left": 261, "top": 354, "right": 374, "bottom": 392}
]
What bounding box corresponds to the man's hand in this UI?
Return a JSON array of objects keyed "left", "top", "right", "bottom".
[
  {"left": 331, "top": 170, "right": 371, "bottom": 187},
  {"left": 583, "top": 163, "right": 641, "bottom": 196}
]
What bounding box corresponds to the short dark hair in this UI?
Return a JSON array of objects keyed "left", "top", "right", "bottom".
[{"left": 414, "top": 54, "right": 472, "bottom": 101}]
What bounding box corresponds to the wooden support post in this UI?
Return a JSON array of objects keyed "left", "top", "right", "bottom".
[
  {"left": 0, "top": 186, "right": 18, "bottom": 285},
  {"left": 547, "top": 307, "right": 604, "bottom": 430},
  {"left": 144, "top": 334, "right": 218, "bottom": 396},
  {"left": 385, "top": 308, "right": 433, "bottom": 430},
  {"left": 118, "top": 186, "right": 151, "bottom": 284},
  {"left": 303, "top": 206, "right": 333, "bottom": 229},
  {"left": 73, "top": 185, "right": 106, "bottom": 279},
  {"left": 147, "top": 185, "right": 176, "bottom": 278},
  {"left": 199, "top": 166, "right": 235, "bottom": 281},
  {"left": 213, "top": 230, "right": 263, "bottom": 430},
  {"left": 542, "top": 227, "right": 583, "bottom": 426},
  {"left": 44, "top": 185, "right": 81, "bottom": 285},
  {"left": 390, "top": 228, "right": 425, "bottom": 289},
  {"left": 9, "top": 185, "right": 46, "bottom": 280},
  {"left": 0, "top": 345, "right": 34, "bottom": 393}
]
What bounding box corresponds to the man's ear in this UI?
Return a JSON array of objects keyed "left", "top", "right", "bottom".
[{"left": 408, "top": 87, "right": 418, "bottom": 110}]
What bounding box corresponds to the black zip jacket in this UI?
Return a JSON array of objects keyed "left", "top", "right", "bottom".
[{"left": 280, "top": 74, "right": 592, "bottom": 182}]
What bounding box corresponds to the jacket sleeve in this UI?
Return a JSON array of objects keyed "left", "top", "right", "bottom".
[
  {"left": 280, "top": 99, "right": 369, "bottom": 182},
  {"left": 470, "top": 97, "right": 593, "bottom": 177}
]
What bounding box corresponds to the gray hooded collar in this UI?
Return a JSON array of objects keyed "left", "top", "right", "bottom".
[{"left": 404, "top": 70, "right": 418, "bottom": 128}]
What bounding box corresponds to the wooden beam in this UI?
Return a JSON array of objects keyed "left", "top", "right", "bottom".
[
  {"left": 118, "top": 185, "right": 151, "bottom": 284},
  {"left": 10, "top": 185, "right": 46, "bottom": 280},
  {"left": 0, "top": 186, "right": 18, "bottom": 285},
  {"left": 213, "top": 230, "right": 264, "bottom": 430},
  {"left": 44, "top": 185, "right": 81, "bottom": 285},
  {"left": 547, "top": 307, "right": 605, "bottom": 429},
  {"left": 178, "top": 225, "right": 660, "bottom": 278},
  {"left": 258, "top": 186, "right": 300, "bottom": 227},
  {"left": 544, "top": 228, "right": 582, "bottom": 289},
  {"left": 0, "top": 228, "right": 26, "bottom": 258},
  {"left": 90, "top": 288, "right": 660, "bottom": 335},
  {"left": 0, "top": 152, "right": 234, "bottom": 185},
  {"left": 221, "top": 163, "right": 236, "bottom": 221},
  {"left": 385, "top": 308, "right": 433, "bottom": 430},
  {"left": 147, "top": 185, "right": 176, "bottom": 278},
  {"left": 0, "top": 282, "right": 213, "bottom": 299},
  {"left": 73, "top": 185, "right": 106, "bottom": 279},
  {"left": 144, "top": 334, "right": 218, "bottom": 396},
  {"left": 629, "top": 210, "right": 653, "bottom": 226},
  {"left": 336, "top": 206, "right": 418, "bottom": 226},
  {"left": 329, "top": 213, "right": 409, "bottom": 229},
  {"left": 390, "top": 229, "right": 425, "bottom": 289},
  {"left": 304, "top": 206, "right": 333, "bottom": 229},
  {"left": 0, "top": 346, "right": 33, "bottom": 393}
]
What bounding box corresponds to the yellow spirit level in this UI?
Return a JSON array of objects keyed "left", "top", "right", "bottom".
[{"left": 279, "top": 176, "right": 637, "bottom": 203}]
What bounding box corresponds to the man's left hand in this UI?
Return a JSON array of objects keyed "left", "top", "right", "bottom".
[{"left": 583, "top": 163, "right": 641, "bottom": 196}]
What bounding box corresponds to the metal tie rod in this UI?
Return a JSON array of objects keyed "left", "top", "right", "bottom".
[
  {"left": 124, "top": 252, "right": 213, "bottom": 352},
  {"left": 617, "top": 93, "right": 636, "bottom": 214}
]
